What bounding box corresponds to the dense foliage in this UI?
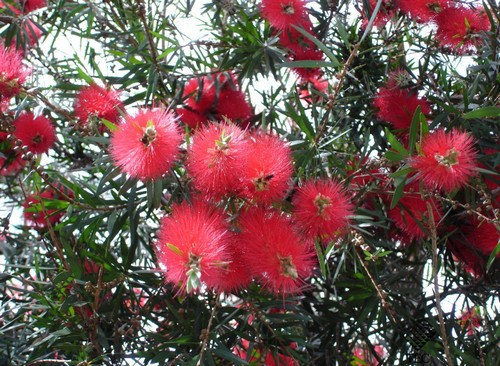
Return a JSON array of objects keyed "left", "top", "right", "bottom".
[{"left": 1, "top": 0, "right": 499, "bottom": 365}]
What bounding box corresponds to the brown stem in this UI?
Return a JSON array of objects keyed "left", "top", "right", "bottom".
[
  {"left": 315, "top": 42, "right": 360, "bottom": 144},
  {"left": 353, "top": 232, "right": 398, "bottom": 325},
  {"left": 196, "top": 295, "right": 220, "bottom": 366},
  {"left": 427, "top": 202, "right": 454, "bottom": 366}
]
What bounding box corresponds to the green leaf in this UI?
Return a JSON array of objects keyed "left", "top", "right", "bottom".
[
  {"left": 385, "top": 128, "right": 409, "bottom": 156},
  {"left": 279, "top": 60, "right": 339, "bottom": 69},
  {"left": 390, "top": 175, "right": 407, "bottom": 209},
  {"left": 211, "top": 346, "right": 249, "bottom": 365},
  {"left": 101, "top": 118, "right": 118, "bottom": 132},
  {"left": 463, "top": 106, "right": 500, "bottom": 119},
  {"left": 291, "top": 25, "right": 340, "bottom": 67},
  {"left": 408, "top": 106, "right": 422, "bottom": 156},
  {"left": 486, "top": 239, "right": 500, "bottom": 272}
]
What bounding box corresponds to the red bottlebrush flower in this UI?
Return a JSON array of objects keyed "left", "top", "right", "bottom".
[
  {"left": 0, "top": 132, "right": 25, "bottom": 175},
  {"left": 211, "top": 237, "right": 253, "bottom": 294},
  {"left": 260, "top": 0, "right": 309, "bottom": 31},
  {"left": 410, "top": 128, "right": 477, "bottom": 192},
  {"left": 465, "top": 218, "right": 500, "bottom": 258},
  {"left": 387, "top": 184, "right": 443, "bottom": 242},
  {"left": 110, "top": 109, "right": 182, "bottom": 181},
  {"left": 215, "top": 89, "right": 253, "bottom": 128},
  {"left": 187, "top": 122, "right": 248, "bottom": 199},
  {"left": 180, "top": 73, "right": 253, "bottom": 129},
  {"left": 278, "top": 17, "right": 315, "bottom": 54},
  {"left": 361, "top": 0, "right": 398, "bottom": 29},
  {"left": 20, "top": 18, "right": 43, "bottom": 47},
  {"left": 397, "top": 0, "right": 448, "bottom": 22},
  {"left": 293, "top": 179, "right": 353, "bottom": 240},
  {"left": 458, "top": 308, "right": 482, "bottom": 336},
  {"left": 23, "top": 186, "right": 71, "bottom": 229},
  {"left": 352, "top": 343, "right": 386, "bottom": 366},
  {"left": 0, "top": 44, "right": 30, "bottom": 99},
  {"left": 74, "top": 83, "right": 123, "bottom": 128},
  {"left": 14, "top": 112, "right": 55, "bottom": 154},
  {"left": 183, "top": 76, "right": 216, "bottom": 114},
  {"left": 176, "top": 107, "right": 207, "bottom": 129},
  {"left": 447, "top": 224, "right": 486, "bottom": 276},
  {"left": 435, "top": 6, "right": 490, "bottom": 53},
  {"left": 19, "top": 0, "right": 47, "bottom": 13},
  {"left": 289, "top": 47, "right": 324, "bottom": 81},
  {"left": 237, "top": 208, "right": 314, "bottom": 295},
  {"left": 241, "top": 132, "right": 293, "bottom": 204},
  {"left": 374, "top": 84, "right": 430, "bottom": 132},
  {"left": 155, "top": 201, "right": 232, "bottom": 294},
  {"left": 234, "top": 341, "right": 298, "bottom": 366},
  {"left": 298, "top": 74, "right": 328, "bottom": 100}
]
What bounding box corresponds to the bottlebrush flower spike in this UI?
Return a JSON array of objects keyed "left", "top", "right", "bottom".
[
  {"left": 435, "top": 6, "right": 490, "bottom": 53},
  {"left": 155, "top": 201, "right": 232, "bottom": 294},
  {"left": 387, "top": 183, "right": 443, "bottom": 242},
  {"left": 464, "top": 218, "right": 500, "bottom": 258},
  {"left": 20, "top": 0, "right": 47, "bottom": 13},
  {"left": 182, "top": 76, "right": 216, "bottom": 114},
  {"left": 260, "top": 0, "right": 309, "bottom": 31},
  {"left": 211, "top": 237, "right": 253, "bottom": 294},
  {"left": 14, "top": 112, "right": 55, "bottom": 154},
  {"left": 397, "top": 0, "right": 448, "bottom": 22},
  {"left": 74, "top": 83, "right": 124, "bottom": 129},
  {"left": 180, "top": 73, "right": 253, "bottom": 129},
  {"left": 293, "top": 179, "right": 353, "bottom": 241},
  {"left": 410, "top": 128, "right": 477, "bottom": 192},
  {"left": 0, "top": 44, "right": 30, "bottom": 99},
  {"left": 458, "top": 308, "right": 482, "bottom": 336},
  {"left": 187, "top": 122, "right": 248, "bottom": 199},
  {"left": 289, "top": 47, "right": 324, "bottom": 81},
  {"left": 361, "top": 0, "right": 398, "bottom": 29},
  {"left": 215, "top": 89, "right": 253, "bottom": 128},
  {"left": 110, "top": 109, "right": 182, "bottom": 181},
  {"left": 241, "top": 132, "right": 293, "bottom": 204},
  {"left": 0, "top": 132, "right": 26, "bottom": 175},
  {"left": 23, "top": 185, "right": 73, "bottom": 229},
  {"left": 237, "top": 208, "right": 314, "bottom": 295},
  {"left": 374, "top": 74, "right": 430, "bottom": 132}
]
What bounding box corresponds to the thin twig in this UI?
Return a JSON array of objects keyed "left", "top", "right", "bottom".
[
  {"left": 196, "top": 295, "right": 220, "bottom": 366},
  {"left": 315, "top": 42, "right": 360, "bottom": 144},
  {"left": 352, "top": 232, "right": 398, "bottom": 325},
  {"left": 427, "top": 202, "right": 454, "bottom": 366}
]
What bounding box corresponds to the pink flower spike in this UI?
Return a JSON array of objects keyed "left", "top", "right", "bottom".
[
  {"left": 187, "top": 122, "right": 248, "bottom": 199},
  {"left": 14, "top": 112, "right": 55, "bottom": 154},
  {"left": 20, "top": 0, "right": 47, "bottom": 13},
  {"left": 397, "top": 0, "right": 449, "bottom": 22},
  {"left": 410, "top": 128, "right": 477, "bottom": 192},
  {"left": 241, "top": 132, "right": 293, "bottom": 204},
  {"left": 110, "top": 109, "right": 182, "bottom": 181},
  {"left": 237, "top": 208, "right": 314, "bottom": 295},
  {"left": 435, "top": 6, "right": 490, "bottom": 53},
  {"left": 74, "top": 83, "right": 124, "bottom": 129},
  {"left": 155, "top": 201, "right": 232, "bottom": 294},
  {"left": 293, "top": 179, "right": 353, "bottom": 240},
  {"left": 260, "top": 0, "right": 309, "bottom": 31},
  {"left": 0, "top": 44, "right": 30, "bottom": 99}
]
